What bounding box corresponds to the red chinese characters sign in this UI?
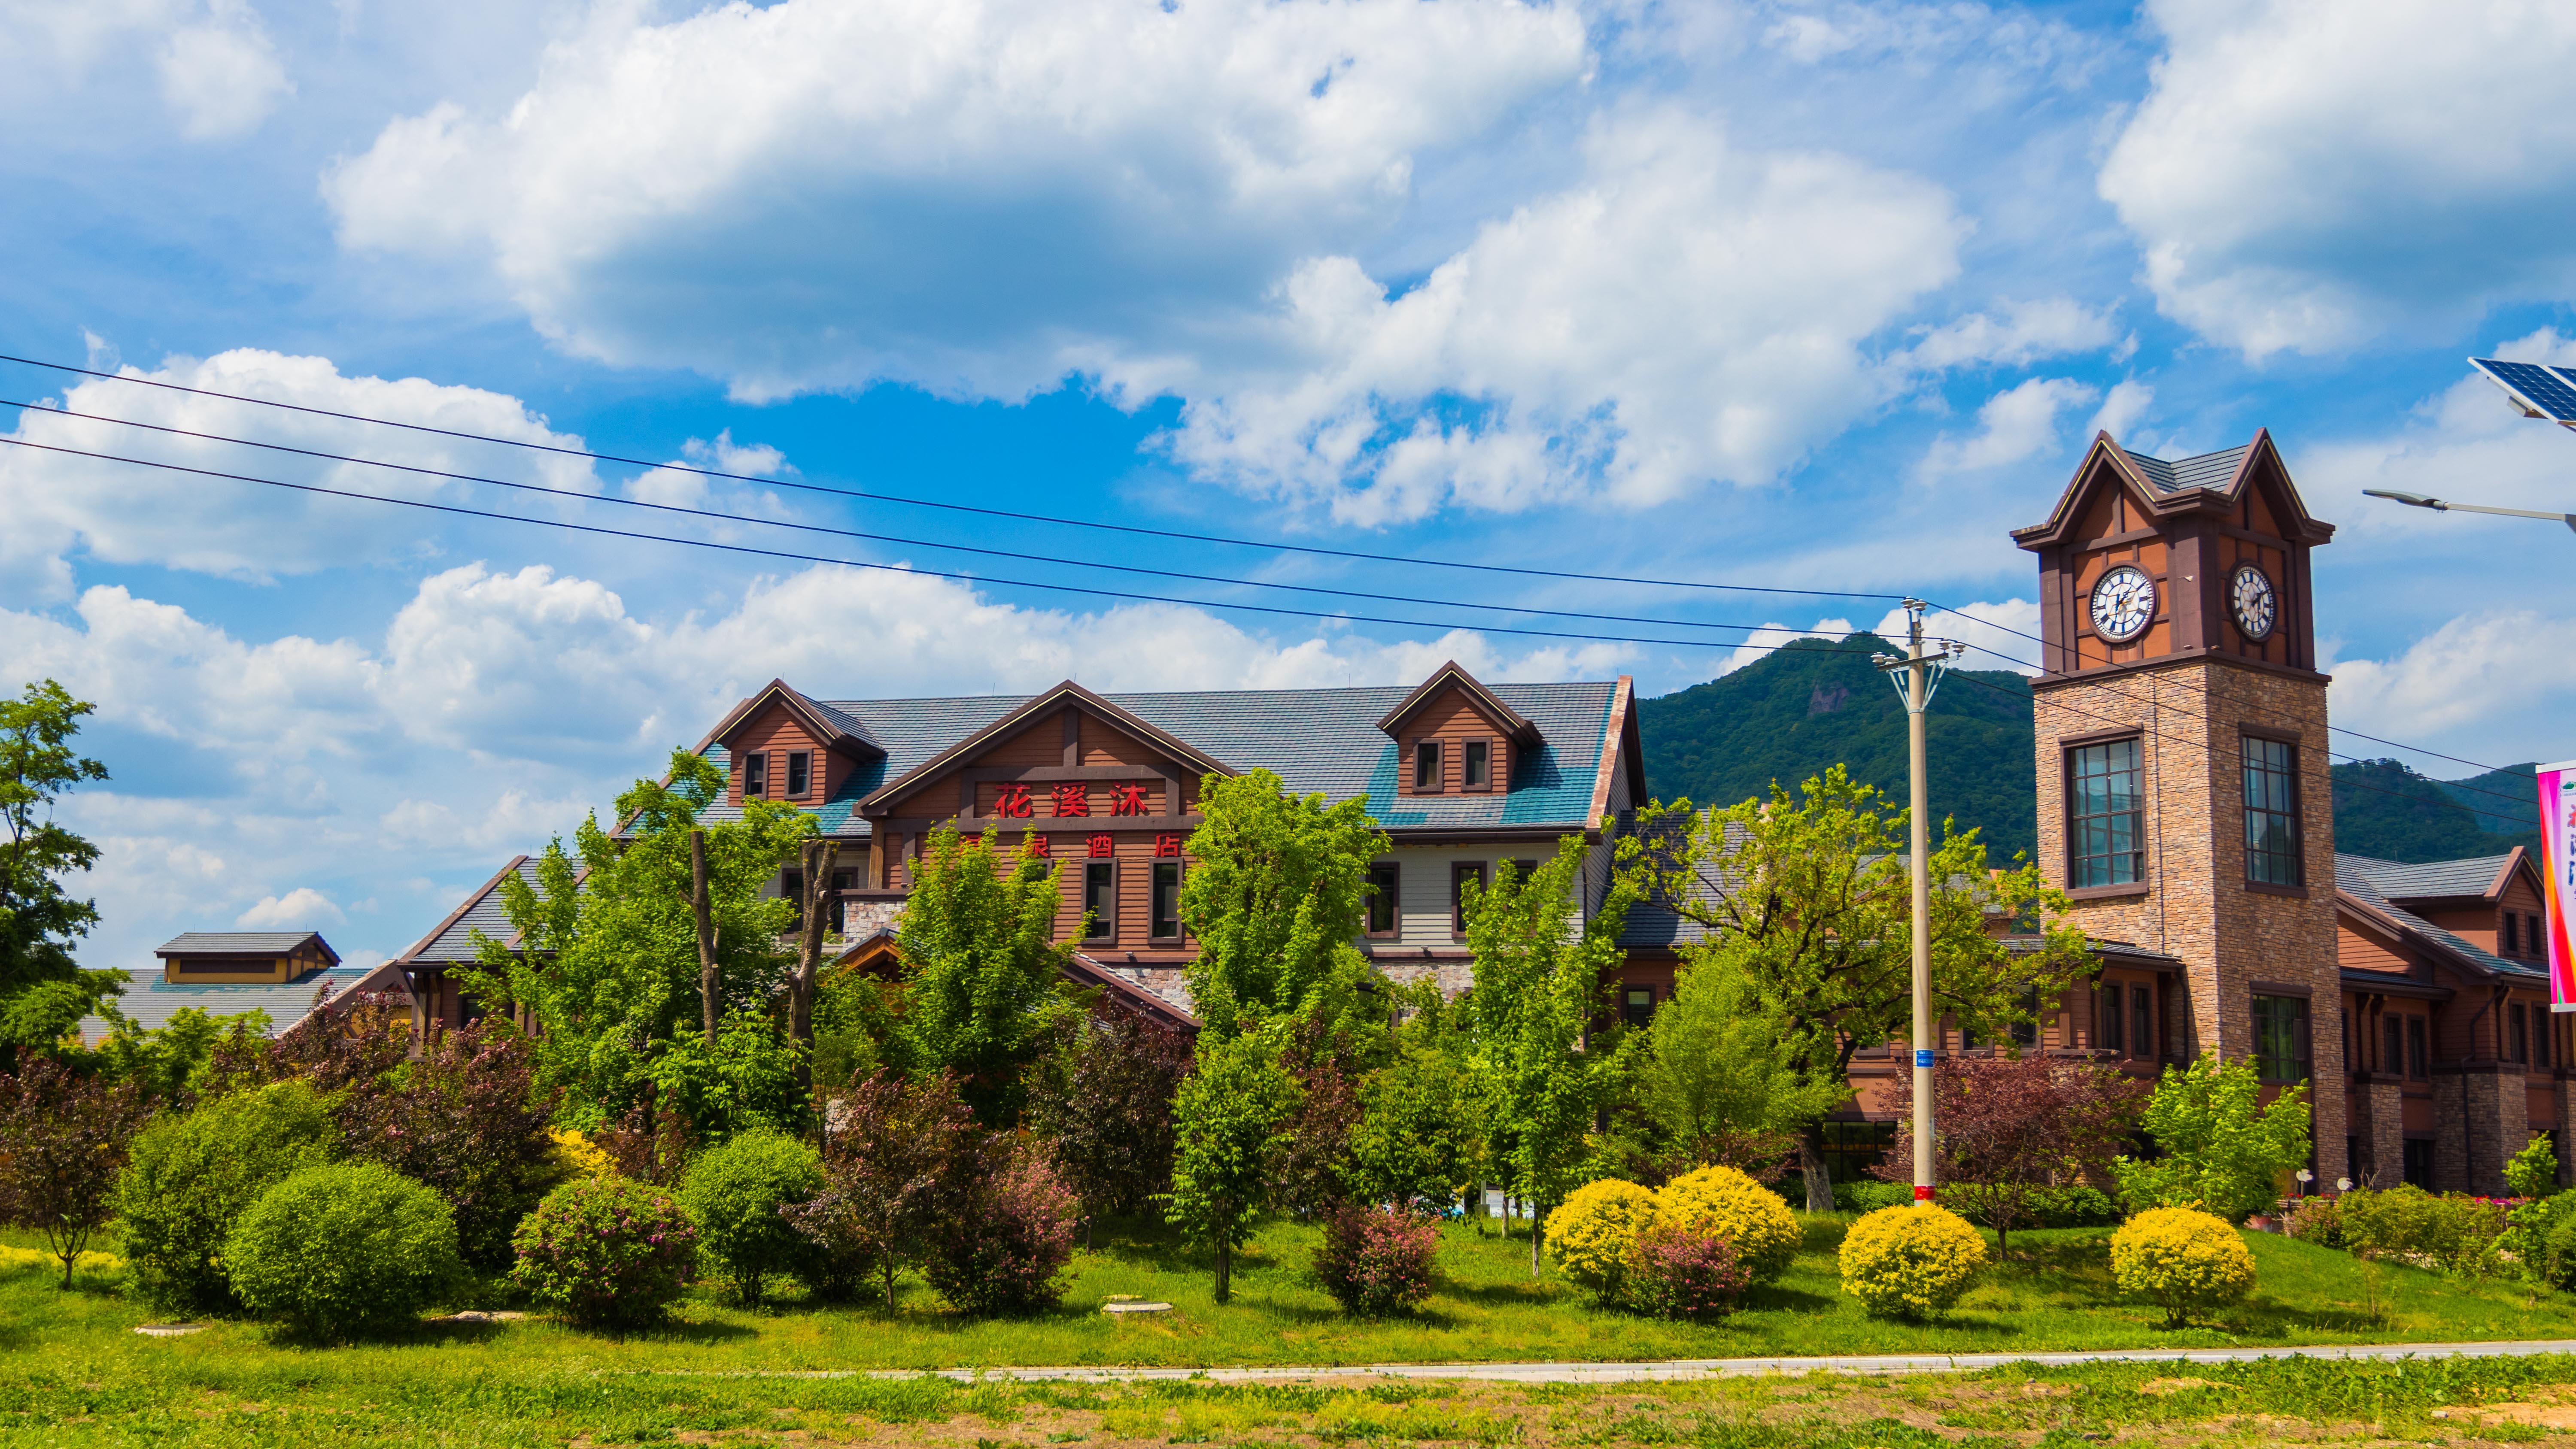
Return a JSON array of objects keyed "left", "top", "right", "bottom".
[
  {"left": 1025, "top": 833, "right": 1051, "bottom": 859},
  {"left": 1110, "top": 784, "right": 1148, "bottom": 816},
  {"left": 992, "top": 784, "right": 1033, "bottom": 818},
  {"left": 1154, "top": 833, "right": 1183, "bottom": 858},
  {"left": 1087, "top": 834, "right": 1114, "bottom": 859},
  {"left": 1052, "top": 784, "right": 1089, "bottom": 817}
]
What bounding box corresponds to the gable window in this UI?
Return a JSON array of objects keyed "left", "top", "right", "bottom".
[
  {"left": 1464, "top": 739, "right": 1492, "bottom": 792},
  {"left": 2512, "top": 1003, "right": 2530, "bottom": 1065},
  {"left": 1622, "top": 985, "right": 1656, "bottom": 1028},
  {"left": 1451, "top": 861, "right": 1488, "bottom": 937},
  {"left": 1150, "top": 861, "right": 1182, "bottom": 941},
  {"left": 2382, "top": 1015, "right": 2402, "bottom": 1076},
  {"left": 1082, "top": 861, "right": 1116, "bottom": 943},
  {"left": 2503, "top": 913, "right": 2519, "bottom": 954},
  {"left": 2406, "top": 1015, "right": 2428, "bottom": 1080},
  {"left": 1413, "top": 740, "right": 1443, "bottom": 793},
  {"left": 744, "top": 751, "right": 769, "bottom": 798},
  {"left": 786, "top": 750, "right": 812, "bottom": 800},
  {"left": 2067, "top": 738, "right": 2144, "bottom": 886},
  {"left": 1365, "top": 863, "right": 1400, "bottom": 938},
  {"left": 2252, "top": 993, "right": 2309, "bottom": 1083},
  {"left": 2243, "top": 735, "right": 2303, "bottom": 887}
]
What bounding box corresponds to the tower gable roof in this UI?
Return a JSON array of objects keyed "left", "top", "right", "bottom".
[{"left": 2012, "top": 429, "right": 2335, "bottom": 551}]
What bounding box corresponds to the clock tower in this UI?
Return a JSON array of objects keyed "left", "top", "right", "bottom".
[{"left": 2013, "top": 429, "right": 2346, "bottom": 1185}]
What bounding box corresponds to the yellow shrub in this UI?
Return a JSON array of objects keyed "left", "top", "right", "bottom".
[
  {"left": 0, "top": 1246, "right": 123, "bottom": 1278},
  {"left": 2110, "top": 1206, "right": 2256, "bottom": 1326},
  {"left": 1545, "top": 1179, "right": 1660, "bottom": 1303},
  {"left": 1838, "top": 1203, "right": 1986, "bottom": 1319},
  {"left": 550, "top": 1127, "right": 617, "bottom": 1179},
  {"left": 1655, "top": 1165, "right": 1800, "bottom": 1285}
]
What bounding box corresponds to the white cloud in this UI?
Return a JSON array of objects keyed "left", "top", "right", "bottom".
[
  {"left": 236, "top": 886, "right": 344, "bottom": 929},
  {"left": 157, "top": 0, "right": 290, "bottom": 141},
  {"left": 1916, "top": 377, "right": 2097, "bottom": 477},
  {"left": 1896, "top": 298, "right": 2119, "bottom": 371},
  {"left": 1157, "top": 109, "right": 1971, "bottom": 521},
  {"left": 1758, "top": 0, "right": 2106, "bottom": 89},
  {"left": 0, "top": 347, "right": 603, "bottom": 596},
  {"left": 1887, "top": 599, "right": 2043, "bottom": 675},
  {"left": 2087, "top": 379, "right": 2154, "bottom": 443},
  {"left": 325, "top": 0, "right": 1590, "bottom": 402},
  {"left": 2330, "top": 609, "right": 2576, "bottom": 746},
  {"left": 2100, "top": 0, "right": 2576, "bottom": 358}
]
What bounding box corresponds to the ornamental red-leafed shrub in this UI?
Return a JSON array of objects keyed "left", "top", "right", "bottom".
[
  {"left": 1629, "top": 1223, "right": 1752, "bottom": 1320},
  {"left": 1312, "top": 1204, "right": 1442, "bottom": 1317},
  {"left": 509, "top": 1175, "right": 697, "bottom": 1330},
  {"left": 921, "top": 1143, "right": 1081, "bottom": 1316}
]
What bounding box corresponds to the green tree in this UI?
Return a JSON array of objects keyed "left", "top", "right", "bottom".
[
  {"left": 1459, "top": 840, "right": 1637, "bottom": 1274},
  {"left": 1179, "top": 769, "right": 1388, "bottom": 1043},
  {"left": 2112, "top": 1050, "right": 2311, "bottom": 1221},
  {"left": 0, "top": 681, "right": 108, "bottom": 1020},
  {"left": 1164, "top": 1028, "right": 1302, "bottom": 1304},
  {"left": 1342, "top": 1039, "right": 1491, "bottom": 1212},
  {"left": 889, "top": 825, "right": 1082, "bottom": 1125},
  {"left": 460, "top": 749, "right": 811, "bottom": 1139},
  {"left": 1619, "top": 766, "right": 2094, "bottom": 1210},
  {"left": 1635, "top": 955, "right": 1846, "bottom": 1176}
]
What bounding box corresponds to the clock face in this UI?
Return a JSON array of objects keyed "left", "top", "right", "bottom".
[
  {"left": 2230, "top": 564, "right": 2277, "bottom": 641},
  {"left": 2089, "top": 565, "right": 2157, "bottom": 644}
]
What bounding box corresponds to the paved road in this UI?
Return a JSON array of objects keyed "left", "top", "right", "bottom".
[{"left": 655, "top": 1340, "right": 2576, "bottom": 1385}]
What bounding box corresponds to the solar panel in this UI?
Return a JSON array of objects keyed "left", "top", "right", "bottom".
[{"left": 2471, "top": 358, "right": 2576, "bottom": 425}]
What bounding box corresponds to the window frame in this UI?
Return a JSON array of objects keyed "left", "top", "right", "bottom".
[
  {"left": 1364, "top": 861, "right": 1400, "bottom": 938},
  {"left": 743, "top": 750, "right": 769, "bottom": 799},
  {"left": 1463, "top": 737, "right": 1493, "bottom": 793},
  {"left": 2406, "top": 1014, "right": 2429, "bottom": 1080},
  {"left": 1622, "top": 983, "right": 1656, "bottom": 1029},
  {"left": 2065, "top": 735, "right": 2146, "bottom": 890},
  {"left": 2096, "top": 981, "right": 2125, "bottom": 1053},
  {"left": 2251, "top": 992, "right": 2310, "bottom": 1084},
  {"left": 1148, "top": 860, "right": 1183, "bottom": 943},
  {"left": 1081, "top": 860, "right": 1118, "bottom": 944},
  {"left": 2132, "top": 983, "right": 2154, "bottom": 1061},
  {"left": 786, "top": 749, "right": 813, "bottom": 800},
  {"left": 2242, "top": 731, "right": 2304, "bottom": 889},
  {"left": 1451, "top": 860, "right": 1488, "bottom": 938},
  {"left": 2512, "top": 1002, "right": 2530, "bottom": 1066},
  {"left": 1413, "top": 740, "right": 1443, "bottom": 794}
]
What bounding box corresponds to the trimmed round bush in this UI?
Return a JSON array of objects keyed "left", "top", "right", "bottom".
[
  {"left": 116, "top": 1080, "right": 338, "bottom": 1315},
  {"left": 1312, "top": 1205, "right": 1442, "bottom": 1317},
  {"left": 510, "top": 1175, "right": 697, "bottom": 1329},
  {"left": 1838, "top": 1203, "right": 1987, "bottom": 1320},
  {"left": 225, "top": 1161, "right": 461, "bottom": 1340},
  {"left": 1656, "top": 1165, "right": 1800, "bottom": 1286},
  {"left": 677, "top": 1128, "right": 823, "bottom": 1306},
  {"left": 2109, "top": 1206, "right": 2256, "bottom": 1326},
  {"left": 1546, "top": 1178, "right": 1660, "bottom": 1305},
  {"left": 922, "top": 1151, "right": 1081, "bottom": 1316},
  {"left": 1630, "top": 1225, "right": 1750, "bottom": 1320}
]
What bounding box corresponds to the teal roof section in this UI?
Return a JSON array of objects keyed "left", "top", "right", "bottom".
[{"left": 692, "top": 680, "right": 1621, "bottom": 838}]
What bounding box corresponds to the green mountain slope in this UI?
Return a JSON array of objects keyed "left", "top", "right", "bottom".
[
  {"left": 1637, "top": 639, "right": 2538, "bottom": 868},
  {"left": 1637, "top": 634, "right": 2040, "bottom": 862}
]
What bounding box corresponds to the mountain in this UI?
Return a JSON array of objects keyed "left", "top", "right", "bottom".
[
  {"left": 1636, "top": 634, "right": 2041, "bottom": 862},
  {"left": 1637, "top": 637, "right": 2538, "bottom": 868}
]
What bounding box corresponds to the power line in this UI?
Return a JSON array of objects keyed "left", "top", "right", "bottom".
[{"left": 0, "top": 351, "right": 1901, "bottom": 605}]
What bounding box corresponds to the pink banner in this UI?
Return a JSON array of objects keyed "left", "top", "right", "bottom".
[{"left": 2540, "top": 762, "right": 2576, "bottom": 1011}]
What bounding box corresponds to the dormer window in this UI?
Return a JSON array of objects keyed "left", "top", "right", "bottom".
[
  {"left": 787, "top": 751, "right": 811, "bottom": 800},
  {"left": 1413, "top": 740, "right": 1442, "bottom": 793},
  {"left": 744, "top": 752, "right": 769, "bottom": 798},
  {"left": 1464, "top": 739, "right": 1492, "bottom": 792}
]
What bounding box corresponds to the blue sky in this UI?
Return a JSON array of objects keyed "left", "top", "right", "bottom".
[{"left": 5, "top": 0, "right": 2575, "bottom": 972}]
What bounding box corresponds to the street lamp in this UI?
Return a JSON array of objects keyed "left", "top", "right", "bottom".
[
  {"left": 2359, "top": 356, "right": 2576, "bottom": 528},
  {"left": 2362, "top": 488, "right": 2576, "bottom": 531}
]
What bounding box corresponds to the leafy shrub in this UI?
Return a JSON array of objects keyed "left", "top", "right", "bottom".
[
  {"left": 1027, "top": 1007, "right": 1191, "bottom": 1225},
  {"left": 225, "top": 1161, "right": 460, "bottom": 1339},
  {"left": 2113, "top": 1052, "right": 2309, "bottom": 1222},
  {"left": 2339, "top": 1185, "right": 2507, "bottom": 1275},
  {"left": 1834, "top": 1180, "right": 1914, "bottom": 1214},
  {"left": 116, "top": 1080, "right": 337, "bottom": 1313},
  {"left": 2507, "top": 1134, "right": 2560, "bottom": 1200},
  {"left": 0, "top": 1057, "right": 153, "bottom": 1289},
  {"left": 1312, "top": 1204, "right": 1442, "bottom": 1316},
  {"left": 1545, "top": 1178, "right": 1660, "bottom": 1304},
  {"left": 677, "top": 1127, "right": 824, "bottom": 1306},
  {"left": 509, "top": 1175, "right": 696, "bottom": 1329},
  {"left": 2109, "top": 1206, "right": 2255, "bottom": 1326},
  {"left": 2283, "top": 1193, "right": 2345, "bottom": 1249},
  {"left": 1657, "top": 1164, "right": 1799, "bottom": 1285},
  {"left": 2541, "top": 1204, "right": 2576, "bottom": 1291},
  {"left": 334, "top": 1021, "right": 563, "bottom": 1273},
  {"left": 922, "top": 1144, "right": 1081, "bottom": 1316},
  {"left": 549, "top": 1128, "right": 617, "bottom": 1179},
  {"left": 787, "top": 1073, "right": 975, "bottom": 1308},
  {"left": 1838, "top": 1203, "right": 1987, "bottom": 1320},
  {"left": 1630, "top": 1225, "right": 1750, "bottom": 1319}
]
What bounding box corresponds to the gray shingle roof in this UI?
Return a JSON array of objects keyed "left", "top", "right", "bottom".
[
  {"left": 693, "top": 680, "right": 1622, "bottom": 839},
  {"left": 2122, "top": 445, "right": 2251, "bottom": 494},
  {"left": 398, "top": 857, "right": 545, "bottom": 965},
  {"left": 155, "top": 931, "right": 332, "bottom": 957},
  {"left": 2337, "top": 854, "right": 2544, "bottom": 981},
  {"left": 79, "top": 961, "right": 409, "bottom": 1040}
]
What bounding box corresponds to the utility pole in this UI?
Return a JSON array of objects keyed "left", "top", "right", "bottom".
[{"left": 1877, "top": 602, "right": 1958, "bottom": 1203}]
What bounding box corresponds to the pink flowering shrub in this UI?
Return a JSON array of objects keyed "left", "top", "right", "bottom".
[
  {"left": 509, "top": 1175, "right": 696, "bottom": 1329},
  {"left": 1629, "top": 1223, "right": 1751, "bottom": 1320},
  {"left": 921, "top": 1146, "right": 1081, "bottom": 1316},
  {"left": 1312, "top": 1205, "right": 1442, "bottom": 1317}
]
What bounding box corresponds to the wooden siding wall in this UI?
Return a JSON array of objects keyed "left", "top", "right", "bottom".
[
  {"left": 724, "top": 700, "right": 858, "bottom": 806},
  {"left": 1394, "top": 688, "right": 1516, "bottom": 796}
]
